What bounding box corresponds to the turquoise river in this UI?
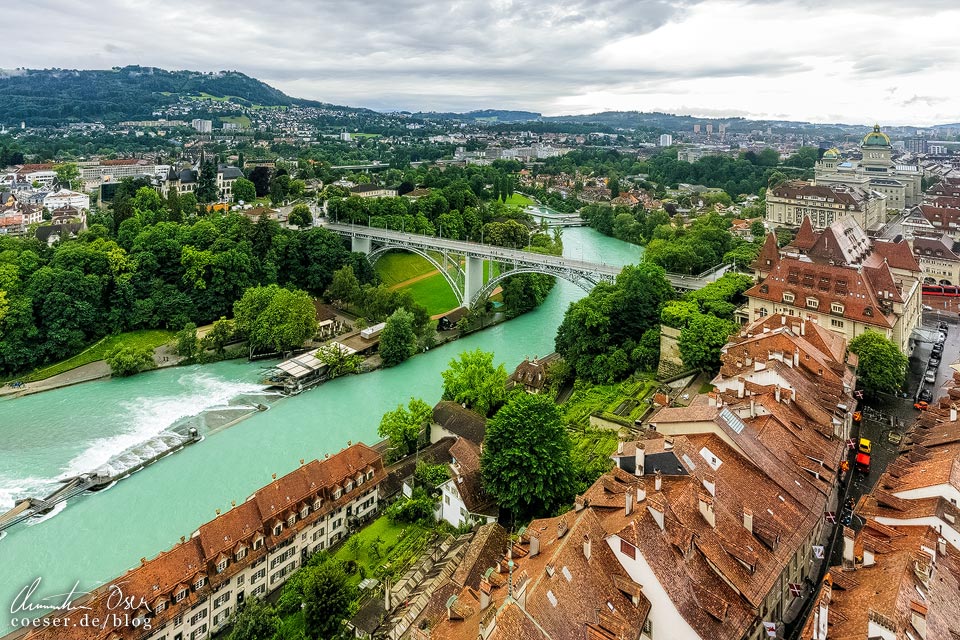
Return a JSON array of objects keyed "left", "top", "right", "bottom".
[{"left": 0, "top": 226, "right": 641, "bottom": 632}]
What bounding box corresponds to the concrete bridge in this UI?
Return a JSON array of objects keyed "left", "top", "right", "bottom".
[{"left": 323, "top": 222, "right": 729, "bottom": 308}]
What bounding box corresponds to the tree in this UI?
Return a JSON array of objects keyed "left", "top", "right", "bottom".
[
  {"left": 415, "top": 460, "right": 450, "bottom": 490},
  {"left": 233, "top": 284, "right": 318, "bottom": 354},
  {"left": 196, "top": 161, "right": 219, "bottom": 203},
  {"left": 379, "top": 307, "right": 416, "bottom": 366},
  {"left": 203, "top": 316, "right": 236, "bottom": 355},
  {"left": 288, "top": 203, "right": 313, "bottom": 229},
  {"left": 849, "top": 331, "right": 908, "bottom": 396},
  {"left": 678, "top": 313, "right": 736, "bottom": 372},
  {"left": 481, "top": 393, "right": 576, "bottom": 521},
  {"left": 228, "top": 599, "right": 280, "bottom": 640},
  {"left": 248, "top": 166, "right": 272, "bottom": 197},
  {"left": 750, "top": 220, "right": 766, "bottom": 239},
  {"left": 314, "top": 343, "right": 363, "bottom": 378},
  {"left": 302, "top": 559, "right": 355, "bottom": 640},
  {"left": 179, "top": 192, "right": 198, "bottom": 217},
  {"left": 326, "top": 265, "right": 360, "bottom": 308},
  {"left": 105, "top": 344, "right": 155, "bottom": 377},
  {"left": 174, "top": 322, "right": 200, "bottom": 359},
  {"left": 270, "top": 173, "right": 291, "bottom": 205},
  {"left": 441, "top": 349, "right": 508, "bottom": 416},
  {"left": 378, "top": 397, "right": 432, "bottom": 461},
  {"left": 54, "top": 163, "right": 83, "bottom": 190},
  {"left": 233, "top": 177, "right": 256, "bottom": 203}
]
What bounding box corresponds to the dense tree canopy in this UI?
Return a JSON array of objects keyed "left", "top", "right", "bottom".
[
  {"left": 378, "top": 397, "right": 432, "bottom": 461},
  {"left": 379, "top": 307, "right": 417, "bottom": 367},
  {"left": 233, "top": 284, "right": 318, "bottom": 354},
  {"left": 481, "top": 393, "right": 576, "bottom": 521},
  {"left": 849, "top": 331, "right": 908, "bottom": 396},
  {"left": 440, "top": 349, "right": 508, "bottom": 417}
]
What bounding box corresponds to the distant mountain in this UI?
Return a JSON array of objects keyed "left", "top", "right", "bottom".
[
  {"left": 413, "top": 109, "right": 543, "bottom": 123},
  {"left": 0, "top": 66, "right": 371, "bottom": 125}
]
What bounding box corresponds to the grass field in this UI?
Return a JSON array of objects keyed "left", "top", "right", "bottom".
[
  {"left": 502, "top": 193, "right": 535, "bottom": 207},
  {"left": 401, "top": 272, "right": 460, "bottom": 315},
  {"left": 334, "top": 515, "right": 430, "bottom": 587},
  {"left": 220, "top": 115, "right": 251, "bottom": 128},
  {"left": 17, "top": 330, "right": 174, "bottom": 383},
  {"left": 375, "top": 251, "right": 441, "bottom": 286}
]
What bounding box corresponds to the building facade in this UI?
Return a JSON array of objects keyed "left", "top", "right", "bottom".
[{"left": 765, "top": 180, "right": 886, "bottom": 232}]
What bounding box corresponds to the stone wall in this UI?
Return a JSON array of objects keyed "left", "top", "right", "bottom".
[{"left": 658, "top": 324, "right": 685, "bottom": 379}]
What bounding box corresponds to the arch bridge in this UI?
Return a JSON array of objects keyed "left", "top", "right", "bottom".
[{"left": 323, "top": 222, "right": 728, "bottom": 309}]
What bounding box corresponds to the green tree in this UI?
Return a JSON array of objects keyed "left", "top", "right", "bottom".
[
  {"left": 288, "top": 203, "right": 313, "bottom": 229},
  {"left": 174, "top": 322, "right": 200, "bottom": 359},
  {"left": 196, "top": 161, "right": 219, "bottom": 203},
  {"left": 179, "top": 192, "right": 198, "bottom": 217},
  {"left": 750, "top": 220, "right": 766, "bottom": 239},
  {"left": 105, "top": 344, "right": 155, "bottom": 377},
  {"left": 326, "top": 265, "right": 360, "bottom": 308},
  {"left": 481, "top": 393, "right": 576, "bottom": 521},
  {"left": 233, "top": 177, "right": 256, "bottom": 203},
  {"left": 202, "top": 316, "right": 235, "bottom": 355},
  {"left": 378, "top": 397, "right": 432, "bottom": 461},
  {"left": 440, "top": 349, "right": 508, "bottom": 416},
  {"left": 233, "top": 284, "right": 318, "bottom": 354},
  {"left": 678, "top": 313, "right": 736, "bottom": 372},
  {"left": 379, "top": 307, "right": 417, "bottom": 366},
  {"left": 302, "top": 559, "right": 355, "bottom": 640},
  {"left": 415, "top": 460, "right": 450, "bottom": 490},
  {"left": 54, "top": 162, "right": 83, "bottom": 190},
  {"left": 849, "top": 331, "right": 908, "bottom": 396},
  {"left": 314, "top": 343, "right": 363, "bottom": 378},
  {"left": 228, "top": 599, "right": 280, "bottom": 640}
]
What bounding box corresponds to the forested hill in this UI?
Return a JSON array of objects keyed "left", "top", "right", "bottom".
[{"left": 0, "top": 66, "right": 369, "bottom": 125}]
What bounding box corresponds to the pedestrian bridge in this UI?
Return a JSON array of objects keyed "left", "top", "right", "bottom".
[{"left": 322, "top": 222, "right": 729, "bottom": 308}]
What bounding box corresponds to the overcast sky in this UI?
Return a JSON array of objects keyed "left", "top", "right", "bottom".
[{"left": 6, "top": 0, "right": 959, "bottom": 125}]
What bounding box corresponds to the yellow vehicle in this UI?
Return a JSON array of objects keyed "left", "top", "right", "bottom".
[{"left": 858, "top": 438, "right": 871, "bottom": 454}]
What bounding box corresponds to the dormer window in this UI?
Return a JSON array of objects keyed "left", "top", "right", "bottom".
[
  {"left": 235, "top": 547, "right": 247, "bottom": 562},
  {"left": 333, "top": 488, "right": 342, "bottom": 500},
  {"left": 155, "top": 601, "right": 166, "bottom": 613},
  {"left": 759, "top": 284, "right": 769, "bottom": 294},
  {"left": 314, "top": 498, "right": 322, "bottom": 510},
  {"left": 301, "top": 506, "right": 309, "bottom": 519},
  {"left": 194, "top": 577, "right": 205, "bottom": 590},
  {"left": 345, "top": 481, "right": 354, "bottom": 492},
  {"left": 806, "top": 297, "right": 819, "bottom": 309},
  {"left": 366, "top": 470, "right": 375, "bottom": 480},
  {"left": 831, "top": 302, "right": 844, "bottom": 314},
  {"left": 863, "top": 307, "right": 873, "bottom": 317},
  {"left": 253, "top": 536, "right": 264, "bottom": 550},
  {"left": 273, "top": 524, "right": 283, "bottom": 536},
  {"left": 783, "top": 292, "right": 795, "bottom": 303},
  {"left": 174, "top": 588, "right": 188, "bottom": 603},
  {"left": 287, "top": 514, "right": 296, "bottom": 527},
  {"left": 216, "top": 559, "right": 228, "bottom": 573}
]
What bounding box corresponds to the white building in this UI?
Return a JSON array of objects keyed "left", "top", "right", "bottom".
[
  {"left": 43, "top": 189, "right": 90, "bottom": 211},
  {"left": 191, "top": 119, "right": 213, "bottom": 134},
  {"left": 659, "top": 134, "right": 673, "bottom": 147},
  {"left": 436, "top": 438, "right": 498, "bottom": 528}
]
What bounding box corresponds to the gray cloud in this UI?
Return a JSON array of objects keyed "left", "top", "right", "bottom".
[{"left": 2, "top": 0, "right": 958, "bottom": 123}]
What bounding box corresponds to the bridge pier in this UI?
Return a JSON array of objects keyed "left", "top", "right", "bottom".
[
  {"left": 464, "top": 256, "right": 484, "bottom": 308},
  {"left": 352, "top": 236, "right": 372, "bottom": 254}
]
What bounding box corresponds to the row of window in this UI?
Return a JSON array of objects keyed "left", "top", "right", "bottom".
[{"left": 782, "top": 293, "right": 845, "bottom": 315}]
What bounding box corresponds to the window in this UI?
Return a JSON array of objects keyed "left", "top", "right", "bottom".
[
  {"left": 155, "top": 601, "right": 166, "bottom": 613},
  {"left": 333, "top": 488, "right": 342, "bottom": 500},
  {"left": 217, "top": 559, "right": 228, "bottom": 573},
  {"left": 236, "top": 575, "right": 244, "bottom": 586},
  {"left": 831, "top": 302, "right": 844, "bottom": 314},
  {"left": 193, "top": 577, "right": 205, "bottom": 591},
  {"left": 806, "top": 297, "right": 819, "bottom": 310},
  {"left": 235, "top": 548, "right": 247, "bottom": 562},
  {"left": 190, "top": 624, "right": 207, "bottom": 640},
  {"left": 445, "top": 494, "right": 451, "bottom": 505},
  {"left": 367, "top": 470, "right": 375, "bottom": 480},
  {"left": 313, "top": 499, "right": 322, "bottom": 510},
  {"left": 174, "top": 615, "right": 183, "bottom": 627},
  {"left": 643, "top": 618, "right": 653, "bottom": 638},
  {"left": 301, "top": 506, "right": 309, "bottom": 519},
  {"left": 214, "top": 592, "right": 231, "bottom": 609},
  {"left": 345, "top": 481, "right": 354, "bottom": 492},
  {"left": 252, "top": 568, "right": 266, "bottom": 583},
  {"left": 253, "top": 537, "right": 264, "bottom": 550},
  {"left": 783, "top": 292, "right": 795, "bottom": 303},
  {"left": 287, "top": 515, "right": 296, "bottom": 528},
  {"left": 273, "top": 524, "right": 283, "bottom": 536},
  {"left": 252, "top": 585, "right": 266, "bottom": 598},
  {"left": 175, "top": 588, "right": 188, "bottom": 603},
  {"left": 189, "top": 610, "right": 207, "bottom": 626},
  {"left": 619, "top": 539, "right": 636, "bottom": 560},
  {"left": 831, "top": 319, "right": 844, "bottom": 328}
]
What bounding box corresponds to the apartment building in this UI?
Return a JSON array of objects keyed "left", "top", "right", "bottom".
[
  {"left": 764, "top": 180, "right": 886, "bottom": 232},
  {"left": 23, "top": 443, "right": 385, "bottom": 640}
]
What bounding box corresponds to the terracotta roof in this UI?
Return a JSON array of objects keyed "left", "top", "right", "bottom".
[
  {"left": 433, "top": 401, "right": 487, "bottom": 445},
  {"left": 793, "top": 215, "right": 818, "bottom": 251},
  {"left": 448, "top": 437, "right": 497, "bottom": 516},
  {"left": 870, "top": 238, "right": 922, "bottom": 273},
  {"left": 751, "top": 231, "right": 780, "bottom": 272}
]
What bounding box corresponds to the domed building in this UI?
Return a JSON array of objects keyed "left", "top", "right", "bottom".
[{"left": 814, "top": 124, "right": 922, "bottom": 212}]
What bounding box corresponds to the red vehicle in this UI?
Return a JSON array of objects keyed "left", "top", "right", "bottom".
[
  {"left": 855, "top": 452, "right": 871, "bottom": 473},
  {"left": 923, "top": 284, "right": 960, "bottom": 297},
  {"left": 914, "top": 401, "right": 929, "bottom": 411}
]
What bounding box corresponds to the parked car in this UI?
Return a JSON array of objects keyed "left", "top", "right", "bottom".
[
  {"left": 915, "top": 400, "right": 930, "bottom": 410},
  {"left": 937, "top": 332, "right": 947, "bottom": 343},
  {"left": 858, "top": 438, "right": 871, "bottom": 454},
  {"left": 855, "top": 452, "right": 871, "bottom": 473},
  {"left": 925, "top": 370, "right": 937, "bottom": 384},
  {"left": 938, "top": 321, "right": 949, "bottom": 332},
  {"left": 919, "top": 388, "right": 934, "bottom": 403},
  {"left": 930, "top": 356, "right": 941, "bottom": 368},
  {"left": 932, "top": 342, "right": 944, "bottom": 354}
]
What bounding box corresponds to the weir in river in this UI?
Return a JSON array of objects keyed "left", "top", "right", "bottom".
[{"left": 0, "top": 226, "right": 642, "bottom": 633}]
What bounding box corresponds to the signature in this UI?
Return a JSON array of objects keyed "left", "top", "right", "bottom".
[{"left": 11, "top": 579, "right": 151, "bottom": 614}]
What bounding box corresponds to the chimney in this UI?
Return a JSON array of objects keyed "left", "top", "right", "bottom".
[
  {"left": 801, "top": 319, "right": 806, "bottom": 336},
  {"left": 583, "top": 534, "right": 592, "bottom": 561},
  {"left": 617, "top": 441, "right": 624, "bottom": 455},
  {"left": 794, "top": 348, "right": 799, "bottom": 366},
  {"left": 743, "top": 507, "right": 753, "bottom": 534},
  {"left": 842, "top": 526, "right": 856, "bottom": 565},
  {"left": 558, "top": 518, "right": 568, "bottom": 538},
  {"left": 702, "top": 473, "right": 716, "bottom": 497},
  {"left": 625, "top": 489, "right": 634, "bottom": 516},
  {"left": 479, "top": 579, "right": 491, "bottom": 611},
  {"left": 384, "top": 575, "right": 391, "bottom": 611},
  {"left": 636, "top": 479, "right": 646, "bottom": 503},
  {"left": 781, "top": 315, "right": 786, "bottom": 326},
  {"left": 654, "top": 469, "right": 662, "bottom": 492},
  {"left": 951, "top": 405, "right": 958, "bottom": 422},
  {"left": 750, "top": 397, "right": 756, "bottom": 418},
  {"left": 529, "top": 534, "right": 540, "bottom": 557},
  {"left": 775, "top": 385, "right": 781, "bottom": 403},
  {"left": 634, "top": 444, "right": 645, "bottom": 477},
  {"left": 698, "top": 491, "right": 716, "bottom": 528},
  {"left": 939, "top": 537, "right": 948, "bottom": 557}
]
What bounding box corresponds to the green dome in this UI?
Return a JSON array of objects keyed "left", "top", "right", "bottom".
[
  {"left": 862, "top": 124, "right": 891, "bottom": 147},
  {"left": 822, "top": 147, "right": 840, "bottom": 159}
]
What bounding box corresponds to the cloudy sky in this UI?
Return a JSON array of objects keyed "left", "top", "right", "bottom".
[{"left": 6, "top": 0, "right": 959, "bottom": 125}]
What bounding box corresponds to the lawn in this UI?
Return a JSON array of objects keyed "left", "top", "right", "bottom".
[
  {"left": 334, "top": 515, "right": 430, "bottom": 587},
  {"left": 561, "top": 375, "right": 658, "bottom": 428},
  {"left": 17, "top": 330, "right": 174, "bottom": 383},
  {"left": 502, "top": 193, "right": 535, "bottom": 207},
  {"left": 375, "top": 251, "right": 442, "bottom": 286},
  {"left": 220, "top": 115, "right": 251, "bottom": 128},
  {"left": 400, "top": 272, "right": 460, "bottom": 315}
]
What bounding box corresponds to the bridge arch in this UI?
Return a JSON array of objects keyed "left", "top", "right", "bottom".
[
  {"left": 467, "top": 266, "right": 602, "bottom": 309},
  {"left": 367, "top": 244, "right": 465, "bottom": 307}
]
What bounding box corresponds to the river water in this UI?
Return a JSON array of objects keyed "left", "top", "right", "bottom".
[{"left": 0, "top": 227, "right": 640, "bottom": 630}]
